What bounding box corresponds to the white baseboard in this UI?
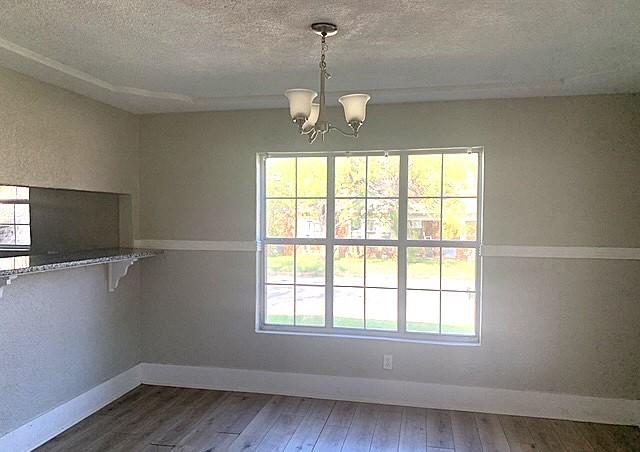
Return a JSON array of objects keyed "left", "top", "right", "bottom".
[
  {"left": 3, "top": 361, "right": 637, "bottom": 452},
  {"left": 140, "top": 363, "right": 640, "bottom": 427},
  {"left": 0, "top": 364, "right": 142, "bottom": 452}
]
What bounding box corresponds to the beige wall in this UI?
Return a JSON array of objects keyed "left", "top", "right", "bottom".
[
  {"left": 139, "top": 95, "right": 640, "bottom": 399},
  {"left": 0, "top": 67, "right": 141, "bottom": 435},
  {"left": 0, "top": 68, "right": 139, "bottom": 196},
  {"left": 1, "top": 66, "right": 638, "bottom": 436}
]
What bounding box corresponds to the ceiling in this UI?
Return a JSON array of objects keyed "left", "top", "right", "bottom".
[{"left": 0, "top": 0, "right": 638, "bottom": 113}]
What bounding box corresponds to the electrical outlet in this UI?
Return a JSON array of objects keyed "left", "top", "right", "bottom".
[{"left": 383, "top": 354, "right": 393, "bottom": 370}]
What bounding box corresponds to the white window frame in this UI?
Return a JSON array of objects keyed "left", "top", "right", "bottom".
[{"left": 256, "top": 147, "right": 483, "bottom": 345}]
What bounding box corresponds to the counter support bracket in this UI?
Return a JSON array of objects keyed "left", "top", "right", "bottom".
[
  {"left": 108, "top": 258, "right": 138, "bottom": 292},
  {"left": 0, "top": 275, "right": 18, "bottom": 299}
]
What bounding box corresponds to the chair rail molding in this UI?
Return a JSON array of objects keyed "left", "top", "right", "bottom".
[
  {"left": 481, "top": 245, "right": 640, "bottom": 260},
  {"left": 134, "top": 240, "right": 640, "bottom": 260},
  {"left": 134, "top": 239, "right": 258, "bottom": 252}
]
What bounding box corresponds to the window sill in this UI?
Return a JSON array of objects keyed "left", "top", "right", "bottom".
[{"left": 256, "top": 326, "right": 481, "bottom": 346}]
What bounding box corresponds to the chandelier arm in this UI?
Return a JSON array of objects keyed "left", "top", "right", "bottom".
[{"left": 328, "top": 124, "right": 356, "bottom": 137}]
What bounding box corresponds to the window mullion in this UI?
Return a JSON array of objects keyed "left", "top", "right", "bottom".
[
  {"left": 258, "top": 154, "right": 267, "bottom": 329},
  {"left": 363, "top": 156, "right": 369, "bottom": 328},
  {"left": 293, "top": 158, "right": 298, "bottom": 326},
  {"left": 439, "top": 154, "right": 444, "bottom": 334},
  {"left": 397, "top": 153, "right": 408, "bottom": 334},
  {"left": 325, "top": 155, "right": 335, "bottom": 331},
  {"left": 475, "top": 151, "right": 484, "bottom": 339}
]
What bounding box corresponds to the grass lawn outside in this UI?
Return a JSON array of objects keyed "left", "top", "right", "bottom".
[
  {"left": 265, "top": 253, "right": 476, "bottom": 337},
  {"left": 264, "top": 315, "right": 475, "bottom": 336},
  {"left": 269, "top": 255, "right": 475, "bottom": 281}
]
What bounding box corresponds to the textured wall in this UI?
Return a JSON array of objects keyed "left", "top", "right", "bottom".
[
  {"left": 0, "top": 67, "right": 139, "bottom": 196},
  {"left": 0, "top": 67, "right": 141, "bottom": 435},
  {"left": 0, "top": 265, "right": 141, "bottom": 435},
  {"left": 139, "top": 94, "right": 640, "bottom": 399}
]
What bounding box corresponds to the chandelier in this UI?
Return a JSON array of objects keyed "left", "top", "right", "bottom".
[{"left": 285, "top": 23, "right": 371, "bottom": 144}]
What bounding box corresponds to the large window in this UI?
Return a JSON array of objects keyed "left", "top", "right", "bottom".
[
  {"left": 0, "top": 185, "right": 30, "bottom": 252},
  {"left": 257, "top": 148, "right": 482, "bottom": 343}
]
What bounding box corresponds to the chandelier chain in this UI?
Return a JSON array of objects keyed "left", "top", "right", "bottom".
[{"left": 320, "top": 34, "right": 330, "bottom": 79}]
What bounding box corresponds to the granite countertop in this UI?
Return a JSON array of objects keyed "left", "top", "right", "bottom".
[{"left": 0, "top": 248, "right": 162, "bottom": 277}]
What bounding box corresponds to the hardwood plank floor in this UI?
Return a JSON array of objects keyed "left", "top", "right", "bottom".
[{"left": 36, "top": 385, "right": 640, "bottom": 451}]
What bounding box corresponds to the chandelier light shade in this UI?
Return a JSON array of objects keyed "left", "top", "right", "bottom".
[
  {"left": 338, "top": 94, "right": 371, "bottom": 123},
  {"left": 284, "top": 89, "right": 318, "bottom": 120},
  {"left": 285, "top": 22, "right": 371, "bottom": 143}
]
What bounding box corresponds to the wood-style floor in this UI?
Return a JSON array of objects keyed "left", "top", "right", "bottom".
[{"left": 37, "top": 385, "right": 640, "bottom": 452}]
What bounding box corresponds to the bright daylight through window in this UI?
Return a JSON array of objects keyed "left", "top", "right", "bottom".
[
  {"left": 258, "top": 148, "right": 482, "bottom": 343},
  {"left": 0, "top": 185, "right": 30, "bottom": 252}
]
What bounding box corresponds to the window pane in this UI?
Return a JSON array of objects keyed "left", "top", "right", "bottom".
[
  {"left": 366, "top": 199, "right": 398, "bottom": 239},
  {"left": 0, "top": 255, "right": 29, "bottom": 271},
  {"left": 334, "top": 246, "right": 364, "bottom": 286},
  {"left": 0, "top": 204, "right": 13, "bottom": 223},
  {"left": 335, "top": 156, "right": 366, "bottom": 197},
  {"left": 334, "top": 287, "right": 364, "bottom": 329},
  {"left": 297, "top": 199, "right": 326, "bottom": 238},
  {"left": 296, "top": 245, "right": 325, "bottom": 285},
  {"left": 266, "top": 285, "right": 294, "bottom": 325},
  {"left": 266, "top": 199, "right": 295, "bottom": 237},
  {"left": 443, "top": 153, "right": 478, "bottom": 197},
  {"left": 296, "top": 286, "right": 325, "bottom": 326},
  {"left": 297, "top": 157, "right": 327, "bottom": 197},
  {"left": 335, "top": 198, "right": 365, "bottom": 239},
  {"left": 266, "top": 158, "right": 295, "bottom": 197},
  {"left": 366, "top": 246, "right": 397, "bottom": 288},
  {"left": 407, "top": 247, "right": 440, "bottom": 290},
  {"left": 14, "top": 204, "right": 29, "bottom": 224},
  {"left": 408, "top": 154, "right": 441, "bottom": 197},
  {"left": 406, "top": 290, "right": 440, "bottom": 333},
  {"left": 367, "top": 155, "right": 399, "bottom": 197},
  {"left": 441, "top": 291, "right": 476, "bottom": 335},
  {"left": 442, "top": 198, "right": 477, "bottom": 241},
  {"left": 442, "top": 248, "right": 476, "bottom": 291},
  {"left": 0, "top": 186, "right": 18, "bottom": 201},
  {"left": 15, "top": 226, "right": 30, "bottom": 246},
  {"left": 407, "top": 198, "right": 440, "bottom": 240},
  {"left": 16, "top": 187, "right": 29, "bottom": 200},
  {"left": 0, "top": 225, "right": 15, "bottom": 244},
  {"left": 266, "top": 245, "right": 294, "bottom": 284},
  {"left": 365, "top": 288, "right": 397, "bottom": 330}
]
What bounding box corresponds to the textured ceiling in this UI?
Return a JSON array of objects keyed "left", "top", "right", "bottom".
[{"left": 0, "top": 0, "right": 638, "bottom": 113}]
